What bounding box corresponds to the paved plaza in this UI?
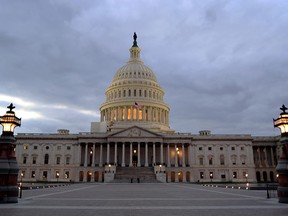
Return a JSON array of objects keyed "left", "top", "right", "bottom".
[{"left": 0, "top": 183, "right": 287, "bottom": 216}]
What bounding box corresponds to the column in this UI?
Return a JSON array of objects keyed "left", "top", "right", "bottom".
[
  {"left": 122, "top": 143, "right": 125, "bottom": 167},
  {"left": 188, "top": 144, "right": 193, "bottom": 167},
  {"left": 264, "top": 147, "right": 268, "bottom": 166},
  {"left": 153, "top": 143, "right": 156, "bottom": 166},
  {"left": 92, "top": 144, "right": 95, "bottom": 167},
  {"left": 145, "top": 142, "right": 148, "bottom": 167},
  {"left": 182, "top": 144, "right": 186, "bottom": 167},
  {"left": 137, "top": 142, "right": 141, "bottom": 167},
  {"left": 175, "top": 144, "right": 178, "bottom": 167},
  {"left": 129, "top": 143, "right": 133, "bottom": 167},
  {"left": 271, "top": 147, "right": 275, "bottom": 166},
  {"left": 160, "top": 143, "right": 163, "bottom": 164},
  {"left": 107, "top": 143, "right": 110, "bottom": 164},
  {"left": 99, "top": 144, "right": 103, "bottom": 167},
  {"left": 114, "top": 143, "right": 117, "bottom": 165},
  {"left": 124, "top": 106, "right": 127, "bottom": 121},
  {"left": 78, "top": 144, "right": 82, "bottom": 165},
  {"left": 257, "top": 147, "right": 261, "bottom": 167},
  {"left": 167, "top": 144, "right": 171, "bottom": 167},
  {"left": 84, "top": 143, "right": 88, "bottom": 167}
]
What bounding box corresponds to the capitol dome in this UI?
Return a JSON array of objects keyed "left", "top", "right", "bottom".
[{"left": 99, "top": 33, "right": 173, "bottom": 133}]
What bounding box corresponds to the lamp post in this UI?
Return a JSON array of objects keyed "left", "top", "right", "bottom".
[
  {"left": 245, "top": 173, "right": 249, "bottom": 188},
  {"left": 159, "top": 164, "right": 162, "bottom": 173},
  {"left": 108, "top": 164, "right": 111, "bottom": 173},
  {"left": 19, "top": 172, "right": 23, "bottom": 198},
  {"left": 273, "top": 104, "right": 288, "bottom": 203},
  {"left": 0, "top": 103, "right": 21, "bottom": 203}
]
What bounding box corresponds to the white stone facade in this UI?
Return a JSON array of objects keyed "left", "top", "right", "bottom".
[{"left": 15, "top": 34, "right": 280, "bottom": 183}]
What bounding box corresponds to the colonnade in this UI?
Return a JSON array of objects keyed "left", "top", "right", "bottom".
[
  {"left": 100, "top": 105, "right": 169, "bottom": 125},
  {"left": 254, "top": 146, "right": 276, "bottom": 167},
  {"left": 80, "top": 142, "right": 190, "bottom": 168}
]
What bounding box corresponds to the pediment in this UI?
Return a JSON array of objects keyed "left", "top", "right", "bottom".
[{"left": 108, "top": 126, "right": 161, "bottom": 138}]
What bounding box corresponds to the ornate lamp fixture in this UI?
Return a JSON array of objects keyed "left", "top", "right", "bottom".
[{"left": 0, "top": 103, "right": 21, "bottom": 136}]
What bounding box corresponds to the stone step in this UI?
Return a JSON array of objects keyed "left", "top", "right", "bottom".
[{"left": 112, "top": 167, "right": 159, "bottom": 183}]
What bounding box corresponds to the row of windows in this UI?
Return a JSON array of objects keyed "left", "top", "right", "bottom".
[
  {"left": 22, "top": 154, "right": 71, "bottom": 165},
  {"left": 199, "top": 171, "right": 248, "bottom": 179},
  {"left": 117, "top": 71, "right": 152, "bottom": 78},
  {"left": 107, "top": 89, "right": 163, "bottom": 101},
  {"left": 21, "top": 170, "right": 70, "bottom": 179},
  {"left": 198, "top": 146, "right": 245, "bottom": 151},
  {"left": 23, "top": 145, "right": 71, "bottom": 151},
  {"left": 198, "top": 155, "right": 247, "bottom": 166}
]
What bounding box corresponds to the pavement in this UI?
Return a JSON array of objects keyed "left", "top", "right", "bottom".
[{"left": 0, "top": 183, "right": 287, "bottom": 216}]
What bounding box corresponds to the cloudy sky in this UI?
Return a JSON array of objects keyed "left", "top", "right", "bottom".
[{"left": 0, "top": 0, "right": 287, "bottom": 136}]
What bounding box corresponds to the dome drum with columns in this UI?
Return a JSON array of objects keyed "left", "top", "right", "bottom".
[{"left": 98, "top": 33, "right": 174, "bottom": 133}]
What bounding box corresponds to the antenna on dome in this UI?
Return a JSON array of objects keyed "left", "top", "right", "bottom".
[{"left": 133, "top": 32, "right": 138, "bottom": 47}]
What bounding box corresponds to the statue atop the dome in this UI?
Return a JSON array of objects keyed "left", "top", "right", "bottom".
[{"left": 133, "top": 32, "right": 138, "bottom": 47}]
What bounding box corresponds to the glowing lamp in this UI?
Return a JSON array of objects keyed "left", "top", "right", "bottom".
[
  {"left": 274, "top": 104, "right": 288, "bottom": 136},
  {"left": 0, "top": 103, "right": 21, "bottom": 136}
]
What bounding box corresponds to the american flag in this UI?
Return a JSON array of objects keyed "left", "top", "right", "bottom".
[{"left": 134, "top": 102, "right": 141, "bottom": 109}]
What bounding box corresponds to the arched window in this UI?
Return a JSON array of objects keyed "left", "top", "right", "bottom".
[{"left": 44, "top": 154, "right": 49, "bottom": 164}]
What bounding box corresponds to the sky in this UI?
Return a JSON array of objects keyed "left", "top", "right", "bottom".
[{"left": 0, "top": 0, "right": 287, "bottom": 136}]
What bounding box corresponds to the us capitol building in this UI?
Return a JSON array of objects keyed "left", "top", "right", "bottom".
[{"left": 16, "top": 33, "right": 280, "bottom": 183}]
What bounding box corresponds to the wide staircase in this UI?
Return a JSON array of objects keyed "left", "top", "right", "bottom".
[{"left": 113, "top": 167, "right": 159, "bottom": 183}]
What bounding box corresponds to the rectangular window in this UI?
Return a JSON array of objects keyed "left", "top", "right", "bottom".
[
  {"left": 43, "top": 171, "right": 48, "bottom": 179},
  {"left": 199, "top": 157, "right": 203, "bottom": 165},
  {"left": 209, "top": 172, "right": 213, "bottom": 179},
  {"left": 23, "top": 145, "right": 28, "bottom": 150},
  {"left": 32, "top": 157, "right": 37, "bottom": 164},
  {"left": 134, "top": 89, "right": 136, "bottom": 97},
  {"left": 66, "top": 157, "right": 70, "bottom": 165},
  {"left": 231, "top": 147, "right": 235, "bottom": 150},
  {"left": 31, "top": 171, "right": 36, "bottom": 178},
  {"left": 123, "top": 90, "right": 126, "bottom": 97},
  {"left": 56, "top": 157, "right": 61, "bottom": 165},
  {"left": 208, "top": 147, "right": 212, "bottom": 150},
  {"left": 33, "top": 146, "right": 38, "bottom": 150},
  {"left": 23, "top": 157, "right": 27, "bottom": 164},
  {"left": 209, "top": 158, "right": 213, "bottom": 165},
  {"left": 233, "top": 172, "right": 237, "bottom": 179},
  {"left": 220, "top": 155, "right": 225, "bottom": 165},
  {"left": 57, "top": 146, "right": 61, "bottom": 150},
  {"left": 199, "top": 147, "right": 202, "bottom": 151},
  {"left": 67, "top": 146, "right": 71, "bottom": 150},
  {"left": 200, "top": 172, "right": 204, "bottom": 179},
  {"left": 139, "top": 90, "right": 142, "bottom": 97},
  {"left": 65, "top": 171, "right": 70, "bottom": 179}
]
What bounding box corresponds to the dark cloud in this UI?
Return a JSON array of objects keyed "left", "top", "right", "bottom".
[{"left": 0, "top": 0, "right": 287, "bottom": 136}]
